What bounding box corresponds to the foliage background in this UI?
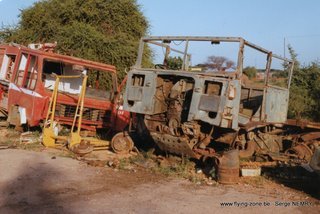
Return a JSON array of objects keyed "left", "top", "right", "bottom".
[
  {"left": 287, "top": 46, "right": 320, "bottom": 121},
  {"left": 0, "top": 0, "right": 150, "bottom": 89}
]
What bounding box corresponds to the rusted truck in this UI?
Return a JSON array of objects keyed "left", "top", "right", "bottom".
[
  {"left": 0, "top": 43, "right": 129, "bottom": 132},
  {"left": 123, "top": 36, "right": 319, "bottom": 163}
]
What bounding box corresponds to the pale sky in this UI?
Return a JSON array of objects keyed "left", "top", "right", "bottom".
[{"left": 0, "top": 0, "right": 319, "bottom": 66}]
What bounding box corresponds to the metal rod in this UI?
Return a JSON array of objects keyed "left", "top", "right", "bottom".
[
  {"left": 237, "top": 38, "right": 245, "bottom": 76},
  {"left": 182, "top": 40, "right": 189, "bottom": 71},
  {"left": 53, "top": 75, "right": 82, "bottom": 79},
  {"left": 71, "top": 75, "right": 88, "bottom": 135},
  {"left": 147, "top": 40, "right": 189, "bottom": 56},
  {"left": 142, "top": 36, "right": 242, "bottom": 42},
  {"left": 265, "top": 52, "right": 272, "bottom": 86},
  {"left": 49, "top": 77, "right": 60, "bottom": 129}
]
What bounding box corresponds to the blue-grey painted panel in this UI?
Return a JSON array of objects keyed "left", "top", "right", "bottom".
[{"left": 265, "top": 87, "right": 289, "bottom": 123}]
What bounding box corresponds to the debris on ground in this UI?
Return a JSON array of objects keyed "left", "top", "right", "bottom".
[
  {"left": 0, "top": 128, "right": 318, "bottom": 202},
  {"left": 0, "top": 144, "right": 17, "bottom": 149},
  {"left": 20, "top": 131, "right": 41, "bottom": 144}
]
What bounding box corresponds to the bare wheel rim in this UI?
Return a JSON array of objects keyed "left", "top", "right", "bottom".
[{"left": 111, "top": 132, "right": 133, "bottom": 154}]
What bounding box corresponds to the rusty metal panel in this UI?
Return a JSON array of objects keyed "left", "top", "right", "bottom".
[
  {"left": 187, "top": 77, "right": 225, "bottom": 126},
  {"left": 151, "top": 132, "right": 198, "bottom": 158},
  {"left": 127, "top": 87, "right": 143, "bottom": 101},
  {"left": 301, "top": 132, "right": 320, "bottom": 141},
  {"left": 189, "top": 79, "right": 241, "bottom": 130},
  {"left": 286, "top": 119, "right": 320, "bottom": 129},
  {"left": 198, "top": 94, "right": 220, "bottom": 112},
  {"left": 123, "top": 70, "right": 159, "bottom": 115},
  {"left": 264, "top": 87, "right": 289, "bottom": 123}
]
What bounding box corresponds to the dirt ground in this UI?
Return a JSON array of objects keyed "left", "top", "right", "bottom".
[{"left": 0, "top": 130, "right": 319, "bottom": 213}]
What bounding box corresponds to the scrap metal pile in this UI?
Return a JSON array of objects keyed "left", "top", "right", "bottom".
[{"left": 0, "top": 37, "right": 319, "bottom": 183}]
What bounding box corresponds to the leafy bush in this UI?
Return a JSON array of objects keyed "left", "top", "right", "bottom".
[
  {"left": 287, "top": 46, "right": 320, "bottom": 121},
  {"left": 243, "top": 66, "right": 257, "bottom": 79}
]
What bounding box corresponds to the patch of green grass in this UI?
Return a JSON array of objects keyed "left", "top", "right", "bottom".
[
  {"left": 0, "top": 139, "right": 16, "bottom": 147},
  {"left": 189, "top": 175, "right": 204, "bottom": 184},
  {"left": 118, "top": 151, "right": 206, "bottom": 183},
  {"left": 153, "top": 162, "right": 205, "bottom": 184},
  {"left": 21, "top": 142, "right": 44, "bottom": 151},
  {"left": 242, "top": 176, "right": 267, "bottom": 187},
  {"left": 129, "top": 152, "right": 150, "bottom": 163},
  {"left": 155, "top": 161, "right": 189, "bottom": 177},
  {"left": 118, "top": 158, "right": 134, "bottom": 170}
]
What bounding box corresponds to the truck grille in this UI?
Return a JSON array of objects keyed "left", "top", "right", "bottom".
[{"left": 55, "top": 103, "right": 111, "bottom": 122}]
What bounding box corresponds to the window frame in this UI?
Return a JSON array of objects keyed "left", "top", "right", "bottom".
[{"left": 15, "top": 52, "right": 38, "bottom": 90}]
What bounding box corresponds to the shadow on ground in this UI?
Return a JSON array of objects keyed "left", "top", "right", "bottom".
[
  {"left": 262, "top": 165, "right": 320, "bottom": 200},
  {"left": 0, "top": 158, "right": 69, "bottom": 213}
]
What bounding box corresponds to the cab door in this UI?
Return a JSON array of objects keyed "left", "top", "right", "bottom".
[{"left": 8, "top": 52, "right": 45, "bottom": 126}]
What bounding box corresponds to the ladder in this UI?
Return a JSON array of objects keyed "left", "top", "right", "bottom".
[
  {"left": 42, "top": 74, "right": 110, "bottom": 154},
  {"left": 42, "top": 74, "right": 133, "bottom": 155}
]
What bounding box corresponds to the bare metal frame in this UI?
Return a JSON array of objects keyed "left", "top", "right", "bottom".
[{"left": 135, "top": 36, "right": 294, "bottom": 89}]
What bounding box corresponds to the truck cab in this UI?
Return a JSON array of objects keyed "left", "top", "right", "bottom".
[{"left": 0, "top": 43, "right": 129, "bottom": 132}]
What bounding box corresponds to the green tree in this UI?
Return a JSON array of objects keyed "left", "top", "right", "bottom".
[
  {"left": 305, "top": 61, "right": 320, "bottom": 121},
  {"left": 0, "top": 0, "right": 150, "bottom": 89},
  {"left": 243, "top": 66, "right": 257, "bottom": 79},
  {"left": 287, "top": 45, "right": 320, "bottom": 121},
  {"left": 167, "top": 56, "right": 183, "bottom": 70},
  {"left": 287, "top": 45, "right": 308, "bottom": 119}
]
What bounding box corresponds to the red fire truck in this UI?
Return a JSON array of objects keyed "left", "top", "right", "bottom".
[{"left": 0, "top": 43, "right": 129, "bottom": 132}]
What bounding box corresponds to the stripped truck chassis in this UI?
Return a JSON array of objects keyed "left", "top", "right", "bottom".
[{"left": 123, "top": 36, "right": 320, "bottom": 164}]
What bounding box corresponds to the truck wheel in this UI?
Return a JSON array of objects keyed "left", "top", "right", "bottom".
[{"left": 111, "top": 132, "right": 134, "bottom": 154}]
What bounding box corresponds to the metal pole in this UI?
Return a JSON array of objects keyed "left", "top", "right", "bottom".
[
  {"left": 49, "top": 76, "right": 60, "bottom": 129},
  {"left": 182, "top": 40, "right": 189, "bottom": 71},
  {"left": 283, "top": 37, "right": 286, "bottom": 59}
]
